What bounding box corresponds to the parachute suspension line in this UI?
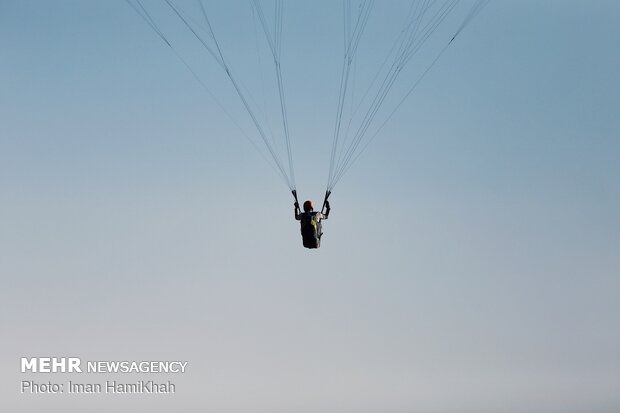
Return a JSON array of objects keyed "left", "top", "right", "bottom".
[
  {"left": 451, "top": 0, "right": 490, "bottom": 42},
  {"left": 252, "top": 0, "right": 296, "bottom": 191},
  {"left": 327, "top": 0, "right": 374, "bottom": 193},
  {"left": 331, "top": 0, "right": 458, "bottom": 187},
  {"left": 331, "top": 0, "right": 433, "bottom": 188},
  {"left": 167, "top": 2, "right": 271, "bottom": 127},
  {"left": 327, "top": 0, "right": 427, "bottom": 190},
  {"left": 126, "top": 0, "right": 170, "bottom": 47},
  {"left": 125, "top": 0, "right": 288, "bottom": 188},
  {"left": 358, "top": 0, "right": 490, "bottom": 149},
  {"left": 162, "top": 0, "right": 294, "bottom": 190},
  {"left": 328, "top": 0, "right": 350, "bottom": 189},
  {"left": 250, "top": 5, "right": 279, "bottom": 154},
  {"left": 329, "top": 0, "right": 490, "bottom": 190},
  {"left": 344, "top": 1, "right": 417, "bottom": 137},
  {"left": 327, "top": 0, "right": 478, "bottom": 190},
  {"left": 401, "top": 0, "right": 461, "bottom": 66},
  {"left": 337, "top": 45, "right": 453, "bottom": 184}
]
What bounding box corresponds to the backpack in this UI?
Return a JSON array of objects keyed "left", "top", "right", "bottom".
[{"left": 300, "top": 212, "right": 322, "bottom": 249}]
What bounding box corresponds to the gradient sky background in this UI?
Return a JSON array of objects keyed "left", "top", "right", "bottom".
[{"left": 1, "top": 1, "right": 619, "bottom": 412}]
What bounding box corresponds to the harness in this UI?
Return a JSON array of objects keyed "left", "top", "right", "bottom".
[{"left": 300, "top": 212, "right": 322, "bottom": 249}]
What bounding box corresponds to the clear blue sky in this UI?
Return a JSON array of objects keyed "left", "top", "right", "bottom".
[{"left": 1, "top": 1, "right": 619, "bottom": 412}]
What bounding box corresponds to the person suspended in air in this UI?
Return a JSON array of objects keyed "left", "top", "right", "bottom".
[{"left": 294, "top": 199, "right": 330, "bottom": 249}]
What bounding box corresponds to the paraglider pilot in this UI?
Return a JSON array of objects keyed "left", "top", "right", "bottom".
[{"left": 294, "top": 199, "right": 330, "bottom": 249}]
